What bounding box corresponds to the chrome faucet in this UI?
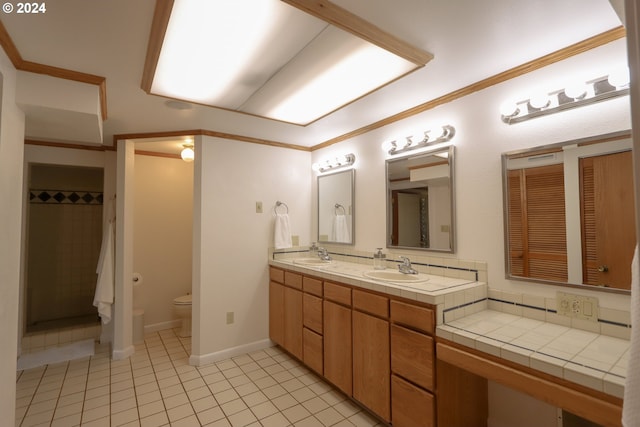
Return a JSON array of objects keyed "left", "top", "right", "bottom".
[
  {"left": 318, "top": 247, "right": 332, "bottom": 261},
  {"left": 398, "top": 256, "right": 418, "bottom": 274}
]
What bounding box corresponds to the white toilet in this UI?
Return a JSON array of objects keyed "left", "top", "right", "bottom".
[{"left": 173, "top": 294, "right": 192, "bottom": 337}]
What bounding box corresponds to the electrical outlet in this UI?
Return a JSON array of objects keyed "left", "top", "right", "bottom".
[
  {"left": 226, "top": 312, "right": 234, "bottom": 324},
  {"left": 556, "top": 292, "right": 598, "bottom": 322},
  {"left": 255, "top": 201, "right": 263, "bottom": 213},
  {"left": 291, "top": 235, "right": 299, "bottom": 246}
]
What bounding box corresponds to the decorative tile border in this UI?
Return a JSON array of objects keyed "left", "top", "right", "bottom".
[{"left": 29, "top": 189, "right": 103, "bottom": 205}]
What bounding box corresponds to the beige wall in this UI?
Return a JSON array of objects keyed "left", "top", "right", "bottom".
[
  {"left": 192, "top": 136, "right": 311, "bottom": 363},
  {"left": 0, "top": 48, "right": 25, "bottom": 423},
  {"left": 133, "top": 154, "right": 193, "bottom": 329}
]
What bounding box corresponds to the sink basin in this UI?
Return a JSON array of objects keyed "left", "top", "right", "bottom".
[
  {"left": 363, "top": 270, "right": 430, "bottom": 283},
  {"left": 293, "top": 258, "right": 332, "bottom": 266}
]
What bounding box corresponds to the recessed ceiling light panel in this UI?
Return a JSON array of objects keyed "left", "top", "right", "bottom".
[{"left": 148, "top": 0, "right": 427, "bottom": 125}]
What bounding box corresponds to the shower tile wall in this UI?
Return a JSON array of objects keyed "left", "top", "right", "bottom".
[
  {"left": 27, "top": 191, "right": 103, "bottom": 330},
  {"left": 25, "top": 164, "right": 105, "bottom": 336}
]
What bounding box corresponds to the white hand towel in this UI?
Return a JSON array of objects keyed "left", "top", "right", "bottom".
[
  {"left": 623, "top": 245, "right": 640, "bottom": 426},
  {"left": 93, "top": 220, "right": 114, "bottom": 324},
  {"left": 274, "top": 213, "right": 292, "bottom": 249},
  {"left": 331, "top": 214, "right": 351, "bottom": 243}
]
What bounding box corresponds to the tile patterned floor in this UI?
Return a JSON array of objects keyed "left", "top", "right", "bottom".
[{"left": 15, "top": 329, "right": 384, "bottom": 427}]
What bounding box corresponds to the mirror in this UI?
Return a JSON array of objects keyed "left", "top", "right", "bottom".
[
  {"left": 502, "top": 130, "right": 634, "bottom": 293},
  {"left": 318, "top": 169, "right": 354, "bottom": 244},
  {"left": 386, "top": 146, "right": 455, "bottom": 252}
]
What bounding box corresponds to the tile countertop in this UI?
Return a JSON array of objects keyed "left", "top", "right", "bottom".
[
  {"left": 437, "top": 310, "right": 629, "bottom": 399},
  {"left": 268, "top": 257, "right": 485, "bottom": 307}
]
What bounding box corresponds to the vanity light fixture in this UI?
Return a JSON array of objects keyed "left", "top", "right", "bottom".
[
  {"left": 312, "top": 153, "right": 356, "bottom": 173},
  {"left": 180, "top": 143, "right": 195, "bottom": 162},
  {"left": 383, "top": 125, "right": 456, "bottom": 155},
  {"left": 501, "top": 68, "right": 630, "bottom": 124}
]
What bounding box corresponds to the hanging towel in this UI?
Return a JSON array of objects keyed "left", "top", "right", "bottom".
[
  {"left": 331, "top": 214, "right": 351, "bottom": 243},
  {"left": 274, "top": 213, "right": 292, "bottom": 249},
  {"left": 623, "top": 245, "right": 640, "bottom": 426},
  {"left": 94, "top": 199, "right": 115, "bottom": 325}
]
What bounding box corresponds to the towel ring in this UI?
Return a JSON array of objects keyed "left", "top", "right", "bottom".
[
  {"left": 275, "top": 201, "right": 289, "bottom": 214},
  {"left": 334, "top": 203, "right": 346, "bottom": 215}
]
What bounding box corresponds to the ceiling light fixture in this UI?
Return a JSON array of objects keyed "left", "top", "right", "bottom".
[
  {"left": 145, "top": 0, "right": 431, "bottom": 125},
  {"left": 180, "top": 143, "right": 194, "bottom": 162},
  {"left": 501, "top": 69, "right": 630, "bottom": 124},
  {"left": 383, "top": 125, "right": 456, "bottom": 155},
  {"left": 312, "top": 153, "right": 356, "bottom": 173}
]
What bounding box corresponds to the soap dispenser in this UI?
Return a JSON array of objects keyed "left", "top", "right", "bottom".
[
  {"left": 309, "top": 242, "right": 318, "bottom": 256},
  {"left": 373, "top": 248, "right": 386, "bottom": 270}
]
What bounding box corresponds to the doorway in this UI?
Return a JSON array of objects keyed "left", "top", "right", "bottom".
[{"left": 24, "top": 164, "right": 104, "bottom": 333}]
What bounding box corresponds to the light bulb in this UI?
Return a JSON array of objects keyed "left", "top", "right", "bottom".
[
  {"left": 429, "top": 126, "right": 447, "bottom": 140},
  {"left": 500, "top": 101, "right": 520, "bottom": 118},
  {"left": 564, "top": 82, "right": 588, "bottom": 100},
  {"left": 180, "top": 145, "right": 194, "bottom": 162},
  {"left": 529, "top": 93, "right": 550, "bottom": 109},
  {"left": 381, "top": 140, "right": 396, "bottom": 152},
  {"left": 608, "top": 67, "right": 630, "bottom": 88}
]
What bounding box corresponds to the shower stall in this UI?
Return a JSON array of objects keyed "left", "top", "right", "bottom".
[{"left": 24, "top": 164, "right": 104, "bottom": 333}]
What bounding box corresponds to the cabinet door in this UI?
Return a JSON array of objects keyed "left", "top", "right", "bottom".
[
  {"left": 323, "top": 300, "right": 352, "bottom": 395},
  {"left": 303, "top": 293, "right": 323, "bottom": 334},
  {"left": 391, "top": 374, "right": 434, "bottom": 427},
  {"left": 353, "top": 310, "right": 390, "bottom": 422},
  {"left": 391, "top": 324, "right": 434, "bottom": 391},
  {"left": 283, "top": 286, "right": 303, "bottom": 360},
  {"left": 269, "top": 281, "right": 284, "bottom": 346},
  {"left": 303, "top": 327, "right": 323, "bottom": 375}
]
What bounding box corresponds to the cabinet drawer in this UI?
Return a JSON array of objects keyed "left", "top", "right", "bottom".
[
  {"left": 390, "top": 300, "right": 434, "bottom": 334},
  {"left": 324, "top": 282, "right": 351, "bottom": 306},
  {"left": 353, "top": 289, "right": 388, "bottom": 318},
  {"left": 391, "top": 374, "right": 434, "bottom": 427},
  {"left": 284, "top": 271, "right": 303, "bottom": 290},
  {"left": 303, "top": 277, "right": 323, "bottom": 297},
  {"left": 303, "top": 328, "right": 323, "bottom": 375},
  {"left": 391, "top": 324, "right": 434, "bottom": 391},
  {"left": 303, "top": 293, "right": 323, "bottom": 334},
  {"left": 269, "top": 267, "right": 284, "bottom": 284}
]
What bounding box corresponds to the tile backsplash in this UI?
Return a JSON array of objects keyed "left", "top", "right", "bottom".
[
  {"left": 270, "top": 245, "right": 488, "bottom": 283},
  {"left": 445, "top": 288, "right": 632, "bottom": 341}
]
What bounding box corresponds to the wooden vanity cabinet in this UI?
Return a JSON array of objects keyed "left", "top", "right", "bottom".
[
  {"left": 302, "top": 277, "right": 323, "bottom": 374},
  {"left": 352, "top": 290, "right": 391, "bottom": 422},
  {"left": 269, "top": 266, "right": 472, "bottom": 426},
  {"left": 268, "top": 280, "right": 284, "bottom": 346},
  {"left": 390, "top": 300, "right": 436, "bottom": 427},
  {"left": 323, "top": 282, "right": 353, "bottom": 396},
  {"left": 269, "top": 268, "right": 303, "bottom": 359}
]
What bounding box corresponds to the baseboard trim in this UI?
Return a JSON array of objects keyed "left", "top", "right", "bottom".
[
  {"left": 189, "top": 339, "right": 274, "bottom": 366},
  {"left": 144, "top": 319, "right": 181, "bottom": 334}
]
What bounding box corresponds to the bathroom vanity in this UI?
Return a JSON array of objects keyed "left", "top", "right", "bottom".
[{"left": 268, "top": 253, "right": 626, "bottom": 427}]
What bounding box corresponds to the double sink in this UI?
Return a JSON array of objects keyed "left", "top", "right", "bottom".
[{"left": 291, "top": 257, "right": 445, "bottom": 291}]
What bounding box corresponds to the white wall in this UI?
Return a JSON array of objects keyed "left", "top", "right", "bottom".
[
  {"left": 0, "top": 48, "right": 25, "bottom": 423},
  {"left": 192, "top": 136, "right": 311, "bottom": 363},
  {"left": 312, "top": 38, "right": 631, "bottom": 309},
  {"left": 311, "top": 38, "right": 631, "bottom": 426},
  {"left": 133, "top": 154, "right": 193, "bottom": 328}
]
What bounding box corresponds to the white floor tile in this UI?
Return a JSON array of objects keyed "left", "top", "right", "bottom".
[{"left": 15, "top": 328, "right": 382, "bottom": 427}]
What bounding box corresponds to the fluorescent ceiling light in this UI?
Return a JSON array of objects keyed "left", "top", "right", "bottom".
[{"left": 148, "top": 0, "right": 426, "bottom": 125}]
